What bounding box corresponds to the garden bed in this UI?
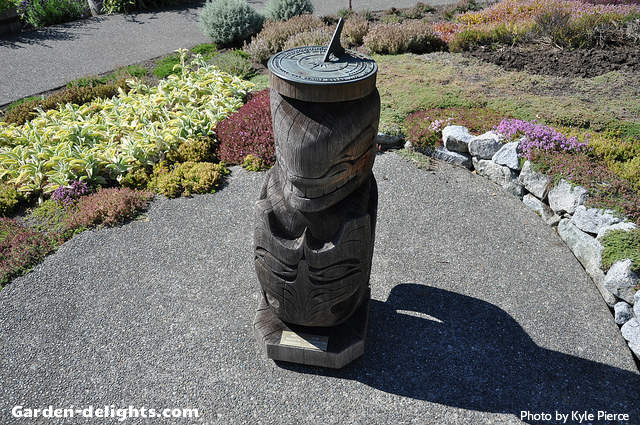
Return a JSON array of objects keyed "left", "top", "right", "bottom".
[{"left": 465, "top": 45, "right": 640, "bottom": 78}]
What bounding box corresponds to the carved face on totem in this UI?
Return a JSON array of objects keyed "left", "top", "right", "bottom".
[
  {"left": 254, "top": 166, "right": 377, "bottom": 327},
  {"left": 270, "top": 89, "right": 380, "bottom": 213}
]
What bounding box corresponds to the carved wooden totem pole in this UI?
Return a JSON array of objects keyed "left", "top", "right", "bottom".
[{"left": 253, "top": 19, "right": 380, "bottom": 368}]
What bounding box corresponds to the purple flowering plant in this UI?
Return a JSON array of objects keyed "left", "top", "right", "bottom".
[
  {"left": 51, "top": 180, "right": 89, "bottom": 208},
  {"left": 495, "top": 119, "right": 589, "bottom": 159}
]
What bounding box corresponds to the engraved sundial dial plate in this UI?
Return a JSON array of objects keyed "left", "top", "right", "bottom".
[{"left": 268, "top": 46, "right": 377, "bottom": 85}]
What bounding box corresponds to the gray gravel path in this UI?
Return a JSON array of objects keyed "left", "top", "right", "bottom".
[
  {"left": 0, "top": 0, "right": 454, "bottom": 106},
  {"left": 1, "top": 152, "right": 638, "bottom": 425}
]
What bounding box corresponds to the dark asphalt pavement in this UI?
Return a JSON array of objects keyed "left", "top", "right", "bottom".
[{"left": 1, "top": 153, "right": 637, "bottom": 424}]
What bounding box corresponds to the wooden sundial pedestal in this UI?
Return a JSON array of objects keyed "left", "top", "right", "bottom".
[{"left": 252, "top": 19, "right": 380, "bottom": 369}]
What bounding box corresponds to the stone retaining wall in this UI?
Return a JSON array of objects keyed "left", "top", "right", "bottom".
[{"left": 377, "top": 128, "right": 640, "bottom": 360}]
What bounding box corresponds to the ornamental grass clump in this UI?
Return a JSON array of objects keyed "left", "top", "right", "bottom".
[
  {"left": 495, "top": 119, "right": 589, "bottom": 159},
  {"left": 216, "top": 89, "right": 275, "bottom": 166},
  {"left": 0, "top": 218, "right": 62, "bottom": 287},
  {"left": 364, "top": 20, "right": 446, "bottom": 54}
]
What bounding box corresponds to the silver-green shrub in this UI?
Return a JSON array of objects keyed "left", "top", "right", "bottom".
[
  {"left": 199, "top": 0, "right": 264, "bottom": 46},
  {"left": 265, "top": 0, "right": 313, "bottom": 21}
]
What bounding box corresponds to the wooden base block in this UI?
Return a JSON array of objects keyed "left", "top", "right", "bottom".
[{"left": 253, "top": 290, "right": 370, "bottom": 369}]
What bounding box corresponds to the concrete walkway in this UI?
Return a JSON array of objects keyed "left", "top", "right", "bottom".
[
  {"left": 1, "top": 153, "right": 638, "bottom": 424},
  {"left": 0, "top": 0, "right": 440, "bottom": 106}
]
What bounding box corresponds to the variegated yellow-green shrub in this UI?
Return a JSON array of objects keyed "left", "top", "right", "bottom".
[{"left": 0, "top": 50, "right": 253, "bottom": 199}]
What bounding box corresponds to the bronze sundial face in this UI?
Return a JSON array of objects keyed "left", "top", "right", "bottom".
[{"left": 267, "top": 46, "right": 377, "bottom": 85}]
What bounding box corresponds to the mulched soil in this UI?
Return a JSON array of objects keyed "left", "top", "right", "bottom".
[{"left": 465, "top": 45, "right": 640, "bottom": 78}]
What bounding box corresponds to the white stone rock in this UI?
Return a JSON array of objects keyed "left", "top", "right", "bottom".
[
  {"left": 474, "top": 159, "right": 524, "bottom": 198},
  {"left": 596, "top": 221, "right": 637, "bottom": 242},
  {"left": 518, "top": 160, "right": 551, "bottom": 200},
  {"left": 468, "top": 131, "right": 504, "bottom": 159},
  {"left": 571, "top": 205, "right": 622, "bottom": 235},
  {"left": 376, "top": 133, "right": 404, "bottom": 149},
  {"left": 404, "top": 140, "right": 413, "bottom": 150},
  {"left": 442, "top": 125, "right": 473, "bottom": 153},
  {"left": 548, "top": 179, "right": 588, "bottom": 215},
  {"left": 614, "top": 301, "right": 634, "bottom": 325},
  {"left": 635, "top": 291, "right": 640, "bottom": 313},
  {"left": 492, "top": 140, "right": 521, "bottom": 171},
  {"left": 432, "top": 146, "right": 473, "bottom": 170},
  {"left": 603, "top": 259, "right": 639, "bottom": 304},
  {"left": 522, "top": 194, "right": 558, "bottom": 225},
  {"left": 621, "top": 318, "right": 640, "bottom": 350},
  {"left": 557, "top": 219, "right": 616, "bottom": 306}
]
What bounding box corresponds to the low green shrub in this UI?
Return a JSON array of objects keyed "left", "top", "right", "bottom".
[
  {"left": 18, "top": 0, "right": 87, "bottom": 28},
  {"left": 120, "top": 167, "right": 151, "bottom": 191},
  {"left": 209, "top": 50, "right": 255, "bottom": 79},
  {"left": 199, "top": 0, "right": 264, "bottom": 46},
  {"left": 166, "top": 137, "right": 217, "bottom": 163},
  {"left": 601, "top": 229, "right": 640, "bottom": 272},
  {"left": 3, "top": 79, "right": 129, "bottom": 125},
  {"left": 67, "top": 65, "right": 147, "bottom": 88},
  {"left": 0, "top": 218, "right": 62, "bottom": 287},
  {"left": 152, "top": 54, "right": 181, "bottom": 79},
  {"left": 364, "top": 20, "right": 446, "bottom": 54},
  {"left": 28, "top": 199, "right": 78, "bottom": 239},
  {"left": 242, "top": 154, "right": 268, "bottom": 171},
  {"left": 149, "top": 162, "right": 229, "bottom": 198},
  {"left": 403, "top": 2, "right": 435, "bottom": 19},
  {"left": 191, "top": 42, "right": 218, "bottom": 61},
  {"left": 0, "top": 184, "right": 22, "bottom": 217},
  {"left": 443, "top": 0, "right": 481, "bottom": 21},
  {"left": 264, "top": 0, "right": 313, "bottom": 21}
]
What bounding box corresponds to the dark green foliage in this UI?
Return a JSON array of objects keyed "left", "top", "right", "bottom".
[
  {"left": 120, "top": 167, "right": 151, "bottom": 191},
  {"left": 191, "top": 42, "right": 218, "bottom": 60},
  {"left": 3, "top": 79, "right": 129, "bottom": 125},
  {"left": 0, "top": 218, "right": 62, "bottom": 287},
  {"left": 199, "top": 0, "right": 264, "bottom": 46},
  {"left": 209, "top": 50, "right": 255, "bottom": 79},
  {"left": 5, "top": 96, "right": 41, "bottom": 113},
  {"left": 28, "top": 199, "right": 79, "bottom": 239},
  {"left": 18, "top": 0, "right": 87, "bottom": 28},
  {"left": 601, "top": 229, "right": 640, "bottom": 272},
  {"left": 265, "top": 0, "right": 313, "bottom": 21},
  {"left": 449, "top": 23, "right": 525, "bottom": 52},
  {"left": 102, "top": 0, "right": 193, "bottom": 14},
  {"left": 149, "top": 161, "right": 229, "bottom": 198},
  {"left": 152, "top": 54, "right": 181, "bottom": 79},
  {"left": 0, "top": 184, "right": 22, "bottom": 217},
  {"left": 66, "top": 65, "right": 147, "bottom": 88}
]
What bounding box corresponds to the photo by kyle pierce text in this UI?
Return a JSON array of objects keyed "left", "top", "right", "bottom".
[
  {"left": 521, "top": 410, "right": 630, "bottom": 423},
  {"left": 11, "top": 405, "right": 200, "bottom": 421}
]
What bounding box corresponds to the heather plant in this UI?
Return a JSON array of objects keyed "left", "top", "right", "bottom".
[
  {"left": 265, "top": 0, "right": 313, "bottom": 21},
  {"left": 242, "top": 154, "right": 268, "bottom": 171},
  {"left": 51, "top": 180, "right": 89, "bottom": 208},
  {"left": 530, "top": 151, "right": 640, "bottom": 225},
  {"left": 283, "top": 27, "right": 332, "bottom": 49},
  {"left": 243, "top": 15, "right": 326, "bottom": 63},
  {"left": 403, "top": 2, "right": 435, "bottom": 19},
  {"left": 0, "top": 184, "right": 22, "bottom": 217},
  {"left": 18, "top": 0, "right": 87, "bottom": 27},
  {"left": 149, "top": 161, "right": 229, "bottom": 198},
  {"left": 341, "top": 14, "right": 369, "bottom": 46},
  {"left": 65, "top": 188, "right": 154, "bottom": 229},
  {"left": 600, "top": 229, "right": 640, "bottom": 272},
  {"left": 364, "top": 20, "right": 445, "bottom": 54},
  {"left": 166, "top": 137, "right": 217, "bottom": 163},
  {"left": 495, "top": 119, "right": 589, "bottom": 159},
  {"left": 0, "top": 218, "right": 62, "bottom": 287},
  {"left": 403, "top": 111, "right": 453, "bottom": 150},
  {"left": 443, "top": 0, "right": 481, "bottom": 21},
  {"left": 448, "top": 22, "right": 532, "bottom": 52},
  {"left": 199, "top": 0, "right": 264, "bottom": 46},
  {"left": 216, "top": 89, "right": 275, "bottom": 166},
  {"left": 28, "top": 199, "right": 78, "bottom": 238},
  {"left": 209, "top": 50, "right": 255, "bottom": 79}
]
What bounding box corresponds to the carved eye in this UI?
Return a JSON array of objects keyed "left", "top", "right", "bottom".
[
  {"left": 308, "top": 259, "right": 360, "bottom": 284},
  {"left": 255, "top": 247, "right": 297, "bottom": 281}
]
